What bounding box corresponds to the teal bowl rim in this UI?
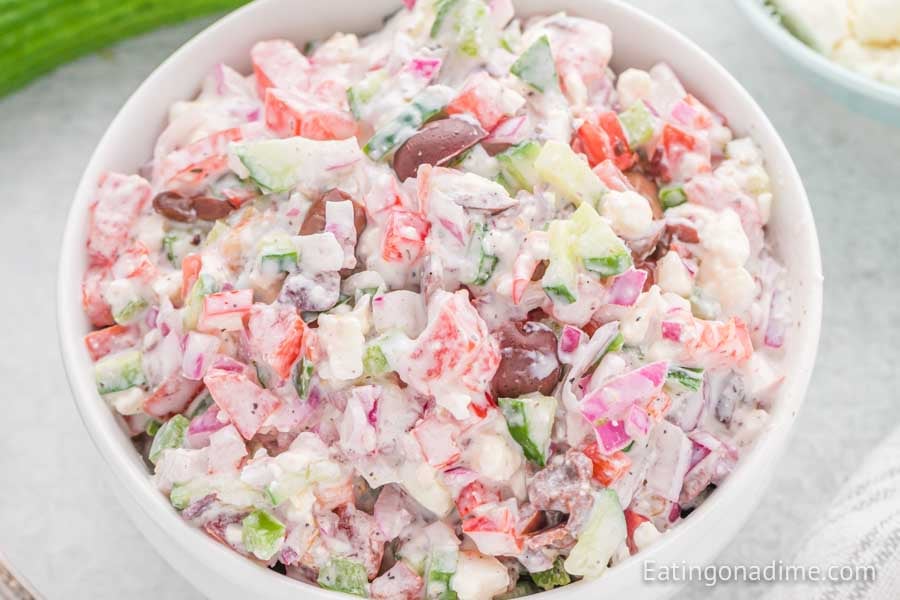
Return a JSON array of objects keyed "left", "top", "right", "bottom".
[{"left": 734, "top": 0, "right": 900, "bottom": 110}]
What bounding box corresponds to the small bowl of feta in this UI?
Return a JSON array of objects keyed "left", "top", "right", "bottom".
[{"left": 736, "top": 0, "right": 900, "bottom": 123}]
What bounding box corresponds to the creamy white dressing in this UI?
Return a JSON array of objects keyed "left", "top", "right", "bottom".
[{"left": 81, "top": 3, "right": 790, "bottom": 594}]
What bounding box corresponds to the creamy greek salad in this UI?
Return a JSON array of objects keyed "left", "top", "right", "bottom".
[{"left": 80, "top": 1, "right": 788, "bottom": 597}]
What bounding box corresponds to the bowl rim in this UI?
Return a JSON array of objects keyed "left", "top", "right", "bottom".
[
  {"left": 734, "top": 0, "right": 900, "bottom": 107},
  {"left": 57, "top": 0, "right": 824, "bottom": 597}
]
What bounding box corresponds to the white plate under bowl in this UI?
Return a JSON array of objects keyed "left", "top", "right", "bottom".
[{"left": 57, "top": 1, "right": 823, "bottom": 598}]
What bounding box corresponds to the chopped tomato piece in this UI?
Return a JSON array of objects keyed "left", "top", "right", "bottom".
[
  {"left": 264, "top": 88, "right": 357, "bottom": 140},
  {"left": 401, "top": 291, "right": 500, "bottom": 418},
  {"left": 251, "top": 39, "right": 310, "bottom": 97},
  {"left": 583, "top": 443, "right": 632, "bottom": 486},
  {"left": 462, "top": 500, "right": 522, "bottom": 555},
  {"left": 644, "top": 390, "right": 672, "bottom": 422},
  {"left": 144, "top": 372, "right": 204, "bottom": 418},
  {"left": 156, "top": 127, "right": 244, "bottom": 188},
  {"left": 247, "top": 303, "right": 307, "bottom": 380},
  {"left": 84, "top": 324, "right": 140, "bottom": 361},
  {"left": 661, "top": 123, "right": 696, "bottom": 157},
  {"left": 82, "top": 266, "right": 114, "bottom": 328},
  {"left": 576, "top": 111, "right": 637, "bottom": 171},
  {"left": 456, "top": 480, "right": 500, "bottom": 518},
  {"left": 203, "top": 368, "right": 282, "bottom": 439},
  {"left": 411, "top": 416, "right": 461, "bottom": 468},
  {"left": 446, "top": 72, "right": 505, "bottom": 131},
  {"left": 112, "top": 242, "right": 157, "bottom": 283},
  {"left": 87, "top": 172, "right": 152, "bottom": 266},
  {"left": 592, "top": 159, "right": 631, "bottom": 191},
  {"left": 624, "top": 509, "right": 650, "bottom": 554},
  {"left": 197, "top": 289, "right": 254, "bottom": 333},
  {"left": 381, "top": 209, "right": 430, "bottom": 263},
  {"left": 180, "top": 254, "right": 202, "bottom": 303},
  {"left": 688, "top": 316, "right": 753, "bottom": 366}
]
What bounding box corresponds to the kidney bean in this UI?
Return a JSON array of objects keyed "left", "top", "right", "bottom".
[
  {"left": 153, "top": 191, "right": 235, "bottom": 223},
  {"left": 299, "top": 188, "right": 367, "bottom": 237},
  {"left": 152, "top": 191, "right": 196, "bottom": 222},
  {"left": 491, "top": 321, "right": 561, "bottom": 398},
  {"left": 625, "top": 170, "right": 663, "bottom": 219},
  {"left": 392, "top": 118, "right": 486, "bottom": 181},
  {"left": 192, "top": 195, "right": 235, "bottom": 221},
  {"left": 668, "top": 222, "right": 700, "bottom": 244}
]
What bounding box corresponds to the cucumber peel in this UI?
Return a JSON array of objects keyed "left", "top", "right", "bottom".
[{"left": 0, "top": 1, "right": 250, "bottom": 98}]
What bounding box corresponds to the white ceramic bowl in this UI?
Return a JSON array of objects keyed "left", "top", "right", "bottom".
[
  {"left": 735, "top": 0, "right": 900, "bottom": 124},
  {"left": 57, "top": 1, "right": 823, "bottom": 598}
]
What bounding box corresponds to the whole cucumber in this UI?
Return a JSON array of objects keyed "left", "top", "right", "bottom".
[{"left": 0, "top": 0, "right": 249, "bottom": 98}]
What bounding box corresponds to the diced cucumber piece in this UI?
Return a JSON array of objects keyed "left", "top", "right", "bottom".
[
  {"left": 564, "top": 489, "right": 626, "bottom": 578},
  {"left": 474, "top": 251, "right": 498, "bottom": 286},
  {"left": 204, "top": 221, "right": 230, "bottom": 247},
  {"left": 570, "top": 203, "right": 632, "bottom": 278},
  {"left": 183, "top": 273, "right": 219, "bottom": 331},
  {"left": 498, "top": 394, "right": 557, "bottom": 466},
  {"left": 235, "top": 137, "right": 361, "bottom": 193},
  {"left": 590, "top": 331, "right": 625, "bottom": 372},
  {"left": 659, "top": 184, "right": 687, "bottom": 210},
  {"left": 583, "top": 254, "right": 632, "bottom": 278},
  {"left": 294, "top": 357, "right": 314, "bottom": 400},
  {"left": 146, "top": 419, "right": 162, "bottom": 436},
  {"left": 602, "top": 332, "right": 625, "bottom": 358},
  {"left": 317, "top": 557, "right": 368, "bottom": 597},
  {"left": 148, "top": 415, "right": 190, "bottom": 465},
  {"left": 94, "top": 349, "right": 145, "bottom": 395},
  {"left": 456, "top": 0, "right": 493, "bottom": 58},
  {"left": 510, "top": 35, "right": 557, "bottom": 92},
  {"left": 496, "top": 140, "right": 541, "bottom": 193},
  {"left": 163, "top": 228, "right": 204, "bottom": 267},
  {"left": 431, "top": 0, "right": 463, "bottom": 37},
  {"left": 363, "top": 85, "right": 454, "bottom": 160},
  {"left": 254, "top": 361, "right": 271, "bottom": 389},
  {"left": 235, "top": 139, "right": 302, "bottom": 193},
  {"left": 169, "top": 482, "right": 193, "bottom": 510},
  {"left": 431, "top": 0, "right": 494, "bottom": 58},
  {"left": 499, "top": 21, "right": 523, "bottom": 55},
  {"left": 347, "top": 69, "right": 388, "bottom": 119},
  {"left": 187, "top": 391, "right": 213, "bottom": 419},
  {"left": 425, "top": 547, "right": 459, "bottom": 600},
  {"left": 535, "top": 140, "right": 606, "bottom": 208},
  {"left": 464, "top": 223, "right": 498, "bottom": 286},
  {"left": 618, "top": 101, "right": 655, "bottom": 147},
  {"left": 242, "top": 510, "right": 286, "bottom": 561},
  {"left": 666, "top": 366, "right": 704, "bottom": 392},
  {"left": 258, "top": 231, "right": 298, "bottom": 274},
  {"left": 265, "top": 472, "right": 308, "bottom": 507},
  {"left": 541, "top": 220, "right": 579, "bottom": 304},
  {"left": 496, "top": 579, "right": 539, "bottom": 599},
  {"left": 162, "top": 230, "right": 197, "bottom": 268},
  {"left": 113, "top": 298, "right": 149, "bottom": 325},
  {"left": 363, "top": 343, "right": 390, "bottom": 376},
  {"left": 163, "top": 233, "right": 179, "bottom": 266},
  {"left": 530, "top": 557, "right": 571, "bottom": 591}
]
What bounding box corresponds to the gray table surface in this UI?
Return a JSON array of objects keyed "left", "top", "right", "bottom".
[{"left": 1, "top": 1, "right": 897, "bottom": 598}]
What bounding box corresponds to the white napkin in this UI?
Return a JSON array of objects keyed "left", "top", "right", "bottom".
[{"left": 764, "top": 425, "right": 900, "bottom": 599}]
